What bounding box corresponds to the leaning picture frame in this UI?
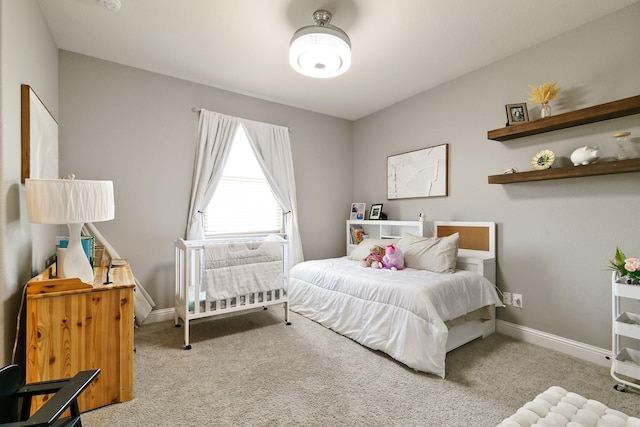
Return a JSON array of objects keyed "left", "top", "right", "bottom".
[
  {"left": 505, "top": 103, "right": 529, "bottom": 126},
  {"left": 350, "top": 203, "right": 366, "bottom": 220},
  {"left": 21, "top": 84, "right": 58, "bottom": 183},
  {"left": 369, "top": 204, "right": 383, "bottom": 220}
]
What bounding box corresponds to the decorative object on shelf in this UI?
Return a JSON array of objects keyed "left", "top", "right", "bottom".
[
  {"left": 350, "top": 202, "right": 366, "bottom": 220},
  {"left": 25, "top": 175, "right": 115, "bottom": 284},
  {"left": 505, "top": 103, "right": 529, "bottom": 126},
  {"left": 609, "top": 247, "right": 640, "bottom": 286},
  {"left": 369, "top": 203, "right": 383, "bottom": 220},
  {"left": 387, "top": 144, "right": 449, "bottom": 199},
  {"left": 289, "top": 9, "right": 351, "bottom": 79},
  {"left": 503, "top": 167, "right": 518, "bottom": 174},
  {"left": 570, "top": 146, "right": 601, "bottom": 166},
  {"left": 614, "top": 131, "right": 631, "bottom": 160},
  {"left": 531, "top": 149, "right": 555, "bottom": 170},
  {"left": 528, "top": 82, "right": 561, "bottom": 119}
]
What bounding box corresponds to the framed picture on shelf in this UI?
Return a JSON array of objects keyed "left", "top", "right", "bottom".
[
  {"left": 505, "top": 103, "right": 529, "bottom": 126},
  {"left": 369, "top": 204, "right": 383, "bottom": 220},
  {"left": 350, "top": 203, "right": 366, "bottom": 220}
]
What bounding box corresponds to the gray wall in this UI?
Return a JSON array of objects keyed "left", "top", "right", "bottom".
[
  {"left": 353, "top": 3, "right": 640, "bottom": 350},
  {"left": 0, "top": 0, "right": 58, "bottom": 365},
  {"left": 58, "top": 51, "right": 353, "bottom": 310}
]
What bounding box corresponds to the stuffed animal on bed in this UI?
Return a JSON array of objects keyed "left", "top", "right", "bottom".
[
  {"left": 382, "top": 244, "right": 404, "bottom": 271},
  {"left": 361, "top": 245, "right": 386, "bottom": 269}
]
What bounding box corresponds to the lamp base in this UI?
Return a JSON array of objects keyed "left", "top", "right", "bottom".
[{"left": 62, "top": 223, "right": 94, "bottom": 284}]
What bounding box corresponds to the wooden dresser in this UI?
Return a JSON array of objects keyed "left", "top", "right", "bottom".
[{"left": 25, "top": 259, "right": 134, "bottom": 412}]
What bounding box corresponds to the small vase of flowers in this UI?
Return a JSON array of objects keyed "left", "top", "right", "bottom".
[
  {"left": 528, "top": 82, "right": 561, "bottom": 119},
  {"left": 609, "top": 247, "right": 640, "bottom": 285}
]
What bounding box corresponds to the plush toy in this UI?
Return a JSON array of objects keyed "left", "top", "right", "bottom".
[
  {"left": 383, "top": 244, "right": 404, "bottom": 271},
  {"left": 361, "top": 245, "right": 386, "bottom": 269}
]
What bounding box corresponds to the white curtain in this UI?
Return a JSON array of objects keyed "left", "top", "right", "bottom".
[
  {"left": 185, "top": 111, "right": 238, "bottom": 240},
  {"left": 240, "top": 119, "right": 304, "bottom": 266},
  {"left": 185, "top": 110, "right": 304, "bottom": 266}
]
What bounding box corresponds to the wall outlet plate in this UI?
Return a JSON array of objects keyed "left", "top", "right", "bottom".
[
  {"left": 512, "top": 293, "right": 523, "bottom": 308},
  {"left": 503, "top": 291, "right": 512, "bottom": 306}
]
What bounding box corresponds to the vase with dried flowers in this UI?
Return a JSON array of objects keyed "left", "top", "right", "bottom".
[
  {"left": 528, "top": 82, "right": 561, "bottom": 119},
  {"left": 609, "top": 247, "right": 640, "bottom": 285}
]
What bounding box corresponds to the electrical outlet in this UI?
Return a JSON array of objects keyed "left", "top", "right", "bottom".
[
  {"left": 503, "top": 291, "right": 512, "bottom": 306},
  {"left": 512, "top": 293, "right": 523, "bottom": 308}
]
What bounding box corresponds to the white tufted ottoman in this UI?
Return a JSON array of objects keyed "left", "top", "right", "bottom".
[{"left": 496, "top": 386, "right": 640, "bottom": 427}]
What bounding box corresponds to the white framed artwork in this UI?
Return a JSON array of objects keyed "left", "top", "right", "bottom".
[
  {"left": 387, "top": 143, "right": 448, "bottom": 199},
  {"left": 21, "top": 84, "right": 58, "bottom": 183}
]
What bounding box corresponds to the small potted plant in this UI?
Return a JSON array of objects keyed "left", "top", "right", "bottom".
[{"left": 609, "top": 247, "right": 640, "bottom": 286}]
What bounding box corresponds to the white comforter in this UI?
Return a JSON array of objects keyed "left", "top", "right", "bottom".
[{"left": 288, "top": 257, "right": 501, "bottom": 378}]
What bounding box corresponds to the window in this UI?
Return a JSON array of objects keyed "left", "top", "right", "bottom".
[{"left": 203, "top": 126, "right": 282, "bottom": 236}]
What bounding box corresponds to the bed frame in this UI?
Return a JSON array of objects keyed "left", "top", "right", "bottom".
[
  {"left": 433, "top": 221, "right": 497, "bottom": 352},
  {"left": 174, "top": 237, "right": 290, "bottom": 349}
]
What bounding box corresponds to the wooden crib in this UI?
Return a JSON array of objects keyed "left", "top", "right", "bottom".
[{"left": 174, "top": 236, "right": 290, "bottom": 349}]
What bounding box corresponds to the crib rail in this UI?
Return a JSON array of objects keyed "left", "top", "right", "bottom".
[{"left": 174, "top": 237, "right": 290, "bottom": 349}]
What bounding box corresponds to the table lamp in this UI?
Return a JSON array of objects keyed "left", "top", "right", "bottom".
[{"left": 26, "top": 177, "right": 114, "bottom": 283}]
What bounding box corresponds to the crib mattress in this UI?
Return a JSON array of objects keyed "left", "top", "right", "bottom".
[{"left": 496, "top": 386, "right": 640, "bottom": 427}]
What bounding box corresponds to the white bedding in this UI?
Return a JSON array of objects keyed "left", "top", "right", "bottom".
[
  {"left": 204, "top": 240, "right": 284, "bottom": 301},
  {"left": 288, "top": 257, "right": 501, "bottom": 378}
]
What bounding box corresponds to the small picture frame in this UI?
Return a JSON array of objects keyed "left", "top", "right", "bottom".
[
  {"left": 505, "top": 103, "right": 529, "bottom": 125},
  {"left": 369, "top": 204, "right": 383, "bottom": 220},
  {"left": 350, "top": 203, "right": 366, "bottom": 220}
]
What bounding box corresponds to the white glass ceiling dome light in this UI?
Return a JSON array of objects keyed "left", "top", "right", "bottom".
[
  {"left": 289, "top": 9, "right": 351, "bottom": 78},
  {"left": 26, "top": 177, "right": 115, "bottom": 284}
]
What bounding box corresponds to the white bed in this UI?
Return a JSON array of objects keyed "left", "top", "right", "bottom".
[
  {"left": 288, "top": 221, "right": 501, "bottom": 378},
  {"left": 174, "top": 235, "right": 289, "bottom": 349}
]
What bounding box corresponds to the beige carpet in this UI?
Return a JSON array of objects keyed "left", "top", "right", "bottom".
[{"left": 82, "top": 309, "right": 639, "bottom": 426}]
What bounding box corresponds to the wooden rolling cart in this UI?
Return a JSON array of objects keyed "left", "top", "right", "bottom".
[{"left": 25, "top": 259, "right": 135, "bottom": 412}]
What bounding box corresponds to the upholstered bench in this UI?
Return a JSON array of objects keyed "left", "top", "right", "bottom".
[{"left": 496, "top": 386, "right": 640, "bottom": 427}]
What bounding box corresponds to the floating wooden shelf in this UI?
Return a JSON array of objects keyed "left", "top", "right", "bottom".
[
  {"left": 487, "top": 95, "right": 640, "bottom": 142},
  {"left": 488, "top": 158, "right": 640, "bottom": 184}
]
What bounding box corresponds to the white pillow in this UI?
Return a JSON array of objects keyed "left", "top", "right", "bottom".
[
  {"left": 348, "top": 238, "right": 398, "bottom": 261},
  {"left": 396, "top": 233, "right": 459, "bottom": 273}
]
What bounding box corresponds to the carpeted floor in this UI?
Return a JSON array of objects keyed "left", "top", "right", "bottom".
[{"left": 81, "top": 309, "right": 639, "bottom": 426}]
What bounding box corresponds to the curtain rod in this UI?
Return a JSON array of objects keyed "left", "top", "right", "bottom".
[{"left": 192, "top": 107, "right": 292, "bottom": 133}]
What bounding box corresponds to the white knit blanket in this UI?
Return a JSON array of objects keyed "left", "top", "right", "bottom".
[{"left": 496, "top": 386, "right": 640, "bottom": 427}]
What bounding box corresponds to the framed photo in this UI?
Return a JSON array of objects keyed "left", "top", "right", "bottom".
[
  {"left": 387, "top": 143, "right": 448, "bottom": 199},
  {"left": 505, "top": 103, "right": 529, "bottom": 126},
  {"left": 21, "top": 84, "right": 58, "bottom": 183},
  {"left": 350, "top": 203, "right": 366, "bottom": 220},
  {"left": 369, "top": 204, "right": 383, "bottom": 220}
]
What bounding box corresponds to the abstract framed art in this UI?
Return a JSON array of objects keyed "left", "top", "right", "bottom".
[
  {"left": 387, "top": 143, "right": 448, "bottom": 199},
  {"left": 21, "top": 84, "right": 58, "bottom": 183}
]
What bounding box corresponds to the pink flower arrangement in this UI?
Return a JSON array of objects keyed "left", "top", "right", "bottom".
[{"left": 609, "top": 247, "right": 640, "bottom": 284}]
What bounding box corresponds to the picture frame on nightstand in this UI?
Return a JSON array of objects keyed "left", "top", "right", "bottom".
[
  {"left": 369, "top": 204, "right": 383, "bottom": 220},
  {"left": 350, "top": 203, "right": 366, "bottom": 220}
]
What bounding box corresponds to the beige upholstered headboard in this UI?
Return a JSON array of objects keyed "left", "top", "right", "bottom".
[{"left": 433, "top": 221, "right": 495, "bottom": 259}]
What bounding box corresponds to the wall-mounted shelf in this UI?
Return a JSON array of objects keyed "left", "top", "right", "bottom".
[
  {"left": 487, "top": 95, "right": 640, "bottom": 142},
  {"left": 488, "top": 158, "right": 640, "bottom": 184}
]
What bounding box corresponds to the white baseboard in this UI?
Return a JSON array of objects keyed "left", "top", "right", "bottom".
[
  {"left": 145, "top": 307, "right": 175, "bottom": 324},
  {"left": 145, "top": 309, "right": 611, "bottom": 368},
  {"left": 496, "top": 320, "right": 611, "bottom": 368}
]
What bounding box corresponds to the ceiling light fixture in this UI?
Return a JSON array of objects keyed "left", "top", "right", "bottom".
[{"left": 289, "top": 9, "right": 351, "bottom": 79}]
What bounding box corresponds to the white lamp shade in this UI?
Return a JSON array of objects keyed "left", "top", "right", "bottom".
[
  {"left": 26, "top": 179, "right": 115, "bottom": 224},
  {"left": 289, "top": 25, "right": 351, "bottom": 78}
]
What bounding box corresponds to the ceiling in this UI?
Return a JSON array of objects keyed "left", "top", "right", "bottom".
[{"left": 38, "top": 0, "right": 639, "bottom": 121}]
